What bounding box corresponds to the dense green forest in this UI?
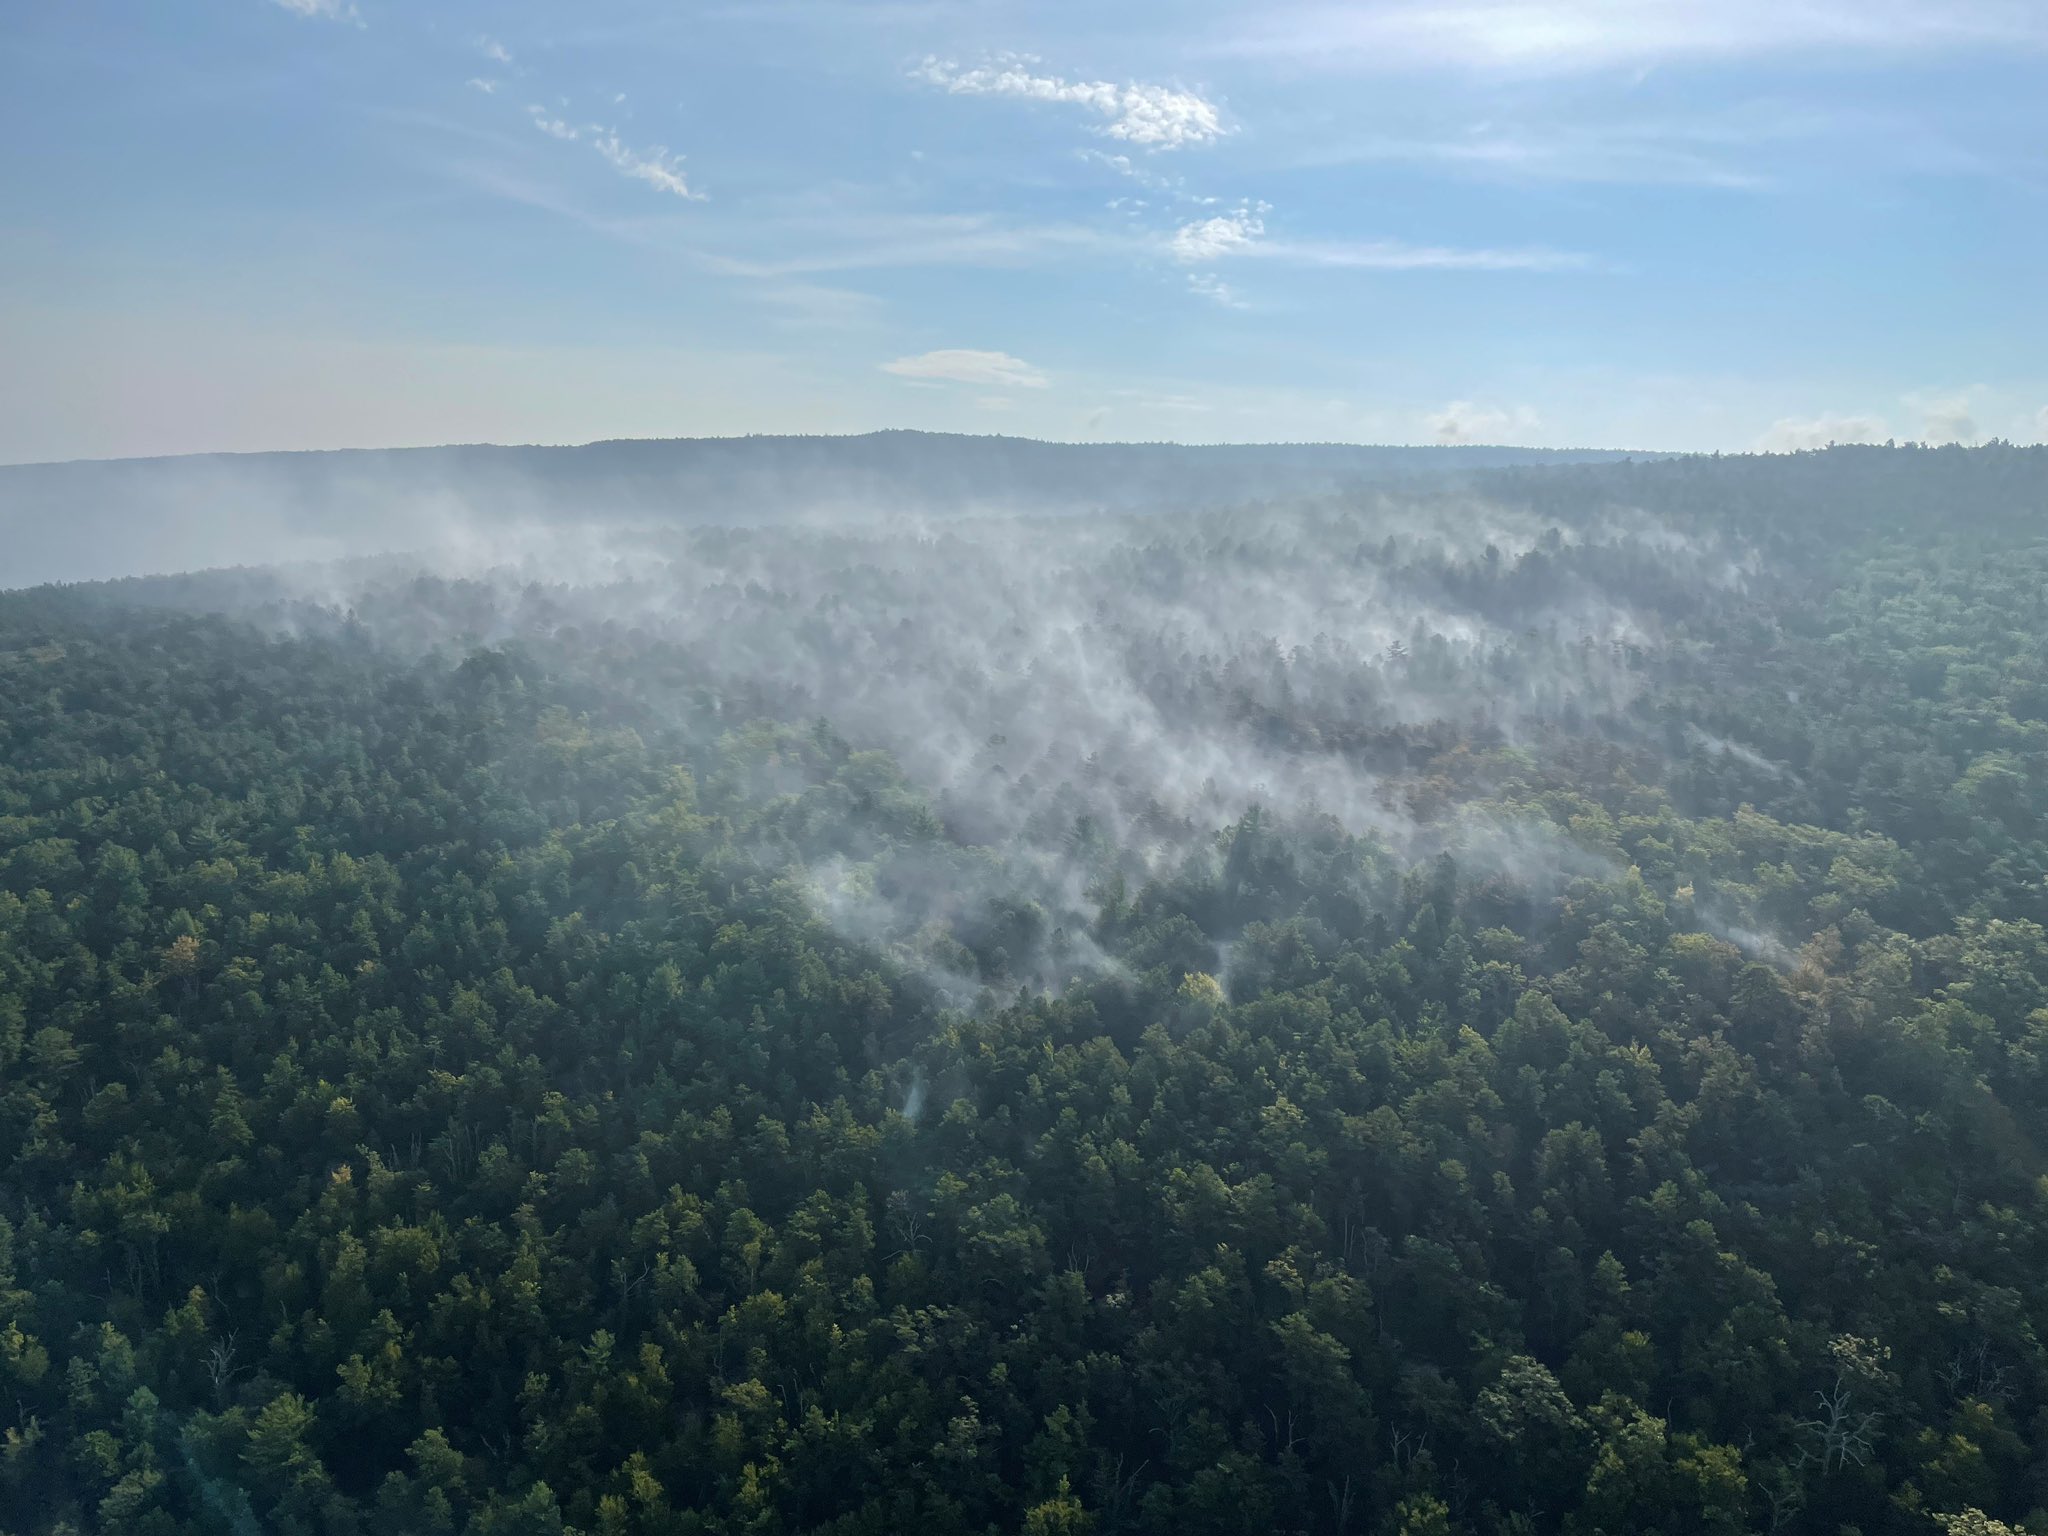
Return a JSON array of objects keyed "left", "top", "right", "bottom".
[{"left": 3, "top": 443, "right": 2047, "bottom": 1535}]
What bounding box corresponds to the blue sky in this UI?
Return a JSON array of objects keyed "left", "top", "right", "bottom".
[{"left": 1, "top": 0, "right": 2043, "bottom": 461}]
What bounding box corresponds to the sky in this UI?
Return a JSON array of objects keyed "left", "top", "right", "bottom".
[{"left": 1, "top": 0, "right": 2044, "bottom": 462}]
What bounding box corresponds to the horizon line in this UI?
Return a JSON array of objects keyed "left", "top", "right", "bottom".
[
  {"left": 4, "top": 428, "right": 1682, "bottom": 472},
  {"left": 3, "top": 428, "right": 2030, "bottom": 474}
]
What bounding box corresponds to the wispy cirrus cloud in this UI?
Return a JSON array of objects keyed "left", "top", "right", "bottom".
[
  {"left": 429, "top": 142, "right": 1117, "bottom": 284},
  {"left": 1273, "top": 92, "right": 2009, "bottom": 200},
  {"left": 699, "top": 213, "right": 1116, "bottom": 278},
  {"left": 1309, "top": 123, "right": 1767, "bottom": 189},
  {"left": 1080, "top": 149, "right": 1222, "bottom": 206},
  {"left": 881, "top": 349, "right": 1049, "bottom": 388},
  {"left": 529, "top": 109, "right": 582, "bottom": 142},
  {"left": 751, "top": 283, "right": 885, "bottom": 332},
  {"left": 915, "top": 56, "right": 1225, "bottom": 149},
  {"left": 526, "top": 107, "right": 704, "bottom": 200},
  {"left": 1169, "top": 208, "right": 1594, "bottom": 272},
  {"left": 593, "top": 134, "right": 703, "bottom": 200},
  {"left": 422, "top": 149, "right": 881, "bottom": 330},
  {"left": 1223, "top": 0, "right": 2048, "bottom": 75},
  {"left": 271, "top": 0, "right": 361, "bottom": 24},
  {"left": 1111, "top": 389, "right": 1216, "bottom": 413},
  {"left": 1186, "top": 273, "right": 1248, "bottom": 308},
  {"left": 1267, "top": 238, "right": 1596, "bottom": 271}
]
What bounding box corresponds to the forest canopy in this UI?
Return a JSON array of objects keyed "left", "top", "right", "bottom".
[{"left": 2, "top": 442, "right": 2047, "bottom": 1536}]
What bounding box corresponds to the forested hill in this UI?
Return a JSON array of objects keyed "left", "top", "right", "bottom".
[
  {"left": 0, "top": 432, "right": 1648, "bottom": 588},
  {"left": 4, "top": 445, "right": 2048, "bottom": 1536}
]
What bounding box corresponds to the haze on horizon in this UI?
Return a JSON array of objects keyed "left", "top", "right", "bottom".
[{"left": 4, "top": 0, "right": 2046, "bottom": 465}]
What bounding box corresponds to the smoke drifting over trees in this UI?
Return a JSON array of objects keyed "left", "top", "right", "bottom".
[
  {"left": 4, "top": 439, "right": 2048, "bottom": 1535},
  {"left": 71, "top": 473, "right": 1755, "bottom": 990},
  {"left": 0, "top": 431, "right": 1647, "bottom": 588}
]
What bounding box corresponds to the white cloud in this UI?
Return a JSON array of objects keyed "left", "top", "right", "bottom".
[
  {"left": 527, "top": 108, "right": 703, "bottom": 200},
  {"left": 593, "top": 134, "right": 703, "bottom": 200},
  {"left": 1910, "top": 390, "right": 1978, "bottom": 444},
  {"left": 1186, "top": 272, "right": 1247, "bottom": 308},
  {"left": 2037, "top": 406, "right": 2048, "bottom": 444},
  {"left": 1171, "top": 208, "right": 1266, "bottom": 261},
  {"left": 477, "top": 36, "right": 514, "bottom": 65},
  {"left": 529, "top": 108, "right": 582, "bottom": 141},
  {"left": 1083, "top": 150, "right": 1138, "bottom": 178},
  {"left": 916, "top": 56, "right": 1225, "bottom": 149},
  {"left": 881, "top": 349, "right": 1049, "bottom": 389},
  {"left": 271, "top": 0, "right": 360, "bottom": 23},
  {"left": 1755, "top": 412, "right": 1887, "bottom": 451},
  {"left": 1426, "top": 399, "right": 1540, "bottom": 443},
  {"left": 1225, "top": 0, "right": 2048, "bottom": 75},
  {"left": 1081, "top": 148, "right": 1224, "bottom": 208},
  {"left": 467, "top": 78, "right": 498, "bottom": 95}
]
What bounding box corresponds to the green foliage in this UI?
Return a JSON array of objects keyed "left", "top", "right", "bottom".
[{"left": 3, "top": 450, "right": 2048, "bottom": 1534}]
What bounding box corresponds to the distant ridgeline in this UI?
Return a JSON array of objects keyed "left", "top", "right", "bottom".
[{"left": 0, "top": 431, "right": 1647, "bottom": 587}]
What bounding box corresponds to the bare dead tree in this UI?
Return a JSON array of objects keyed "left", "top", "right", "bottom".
[
  {"left": 1092, "top": 1453, "right": 1148, "bottom": 1533},
  {"left": 1328, "top": 1474, "right": 1356, "bottom": 1535},
  {"left": 1149, "top": 1382, "right": 1195, "bottom": 1458},
  {"left": 884, "top": 1189, "right": 930, "bottom": 1259},
  {"left": 612, "top": 1255, "right": 656, "bottom": 1314},
  {"left": 204, "top": 1332, "right": 242, "bottom": 1406},
  {"left": 1389, "top": 1424, "right": 1432, "bottom": 1472},
  {"left": 1796, "top": 1379, "right": 1879, "bottom": 1474},
  {"left": 1759, "top": 1469, "right": 1805, "bottom": 1533},
  {"left": 1943, "top": 1338, "right": 2011, "bottom": 1406}
]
